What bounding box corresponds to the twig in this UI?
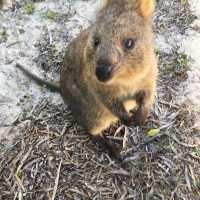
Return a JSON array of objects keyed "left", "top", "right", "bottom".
[
  {"left": 61, "top": 124, "right": 67, "bottom": 136},
  {"left": 158, "top": 100, "right": 179, "bottom": 109},
  {"left": 16, "top": 147, "right": 32, "bottom": 175},
  {"left": 137, "top": 134, "right": 165, "bottom": 148},
  {"left": 111, "top": 168, "right": 130, "bottom": 177},
  {"left": 185, "top": 166, "right": 192, "bottom": 191},
  {"left": 68, "top": 189, "right": 88, "bottom": 198},
  {"left": 14, "top": 174, "right": 26, "bottom": 193},
  {"left": 6, "top": 41, "right": 21, "bottom": 48},
  {"left": 123, "top": 127, "right": 129, "bottom": 149},
  {"left": 106, "top": 136, "right": 123, "bottom": 141},
  {"left": 167, "top": 134, "right": 198, "bottom": 148},
  {"left": 51, "top": 159, "right": 62, "bottom": 200},
  {"left": 188, "top": 152, "right": 200, "bottom": 160}
]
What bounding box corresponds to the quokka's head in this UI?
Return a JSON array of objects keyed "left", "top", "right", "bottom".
[{"left": 86, "top": 0, "right": 156, "bottom": 84}]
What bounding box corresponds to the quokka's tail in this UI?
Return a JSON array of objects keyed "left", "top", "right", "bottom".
[{"left": 16, "top": 63, "right": 61, "bottom": 93}]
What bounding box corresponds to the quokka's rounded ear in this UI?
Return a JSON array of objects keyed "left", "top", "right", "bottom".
[
  {"left": 99, "top": 0, "right": 110, "bottom": 11},
  {"left": 136, "top": 0, "right": 155, "bottom": 18}
]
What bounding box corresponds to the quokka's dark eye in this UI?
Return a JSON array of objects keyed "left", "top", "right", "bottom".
[
  {"left": 124, "top": 38, "right": 135, "bottom": 50},
  {"left": 94, "top": 37, "right": 100, "bottom": 47}
]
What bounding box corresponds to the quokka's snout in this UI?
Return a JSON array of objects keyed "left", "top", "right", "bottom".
[{"left": 95, "top": 46, "right": 121, "bottom": 82}]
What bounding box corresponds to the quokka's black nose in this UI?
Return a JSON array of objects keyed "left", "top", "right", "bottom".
[{"left": 95, "top": 65, "right": 112, "bottom": 82}]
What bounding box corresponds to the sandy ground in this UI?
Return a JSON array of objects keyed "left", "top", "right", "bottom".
[{"left": 179, "top": 0, "right": 200, "bottom": 129}]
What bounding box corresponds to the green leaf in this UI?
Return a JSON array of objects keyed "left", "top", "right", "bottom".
[
  {"left": 44, "top": 10, "right": 59, "bottom": 20},
  {"left": 24, "top": 2, "right": 34, "bottom": 15},
  {"left": 146, "top": 129, "right": 160, "bottom": 137}
]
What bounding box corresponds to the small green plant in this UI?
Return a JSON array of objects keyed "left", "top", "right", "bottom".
[
  {"left": 181, "top": 0, "right": 189, "bottom": 8},
  {"left": 0, "top": 28, "right": 8, "bottom": 42},
  {"left": 164, "top": 54, "right": 189, "bottom": 74},
  {"left": 155, "top": 48, "right": 161, "bottom": 55},
  {"left": 0, "top": 28, "right": 6, "bottom": 36},
  {"left": 196, "top": 147, "right": 200, "bottom": 157},
  {"left": 24, "top": 2, "right": 35, "bottom": 15},
  {"left": 44, "top": 10, "right": 59, "bottom": 20},
  {"left": 176, "top": 54, "right": 189, "bottom": 73},
  {"left": 0, "top": 143, "right": 5, "bottom": 151}
]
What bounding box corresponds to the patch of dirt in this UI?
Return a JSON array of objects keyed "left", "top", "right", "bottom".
[{"left": 0, "top": 0, "right": 200, "bottom": 200}]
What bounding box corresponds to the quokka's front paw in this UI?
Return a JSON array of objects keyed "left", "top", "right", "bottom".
[{"left": 133, "top": 107, "right": 149, "bottom": 126}]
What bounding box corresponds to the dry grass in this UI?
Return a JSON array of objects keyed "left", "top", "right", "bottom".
[{"left": 0, "top": 0, "right": 200, "bottom": 199}]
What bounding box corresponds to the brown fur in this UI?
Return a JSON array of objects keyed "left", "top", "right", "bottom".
[
  {"left": 16, "top": 0, "right": 157, "bottom": 158},
  {"left": 60, "top": 0, "right": 158, "bottom": 136}
]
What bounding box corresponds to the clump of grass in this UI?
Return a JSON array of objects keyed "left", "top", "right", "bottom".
[
  {"left": 160, "top": 53, "right": 189, "bottom": 78},
  {"left": 195, "top": 147, "right": 200, "bottom": 157},
  {"left": 0, "top": 28, "right": 8, "bottom": 42},
  {"left": 155, "top": 48, "right": 161, "bottom": 56},
  {"left": 0, "top": 28, "right": 7, "bottom": 36},
  {"left": 181, "top": 0, "right": 189, "bottom": 8},
  {"left": 174, "top": 54, "right": 189, "bottom": 74},
  {"left": 44, "top": 10, "right": 59, "bottom": 20},
  {"left": 24, "top": 2, "right": 34, "bottom": 15},
  {"left": 0, "top": 143, "right": 5, "bottom": 152}
]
